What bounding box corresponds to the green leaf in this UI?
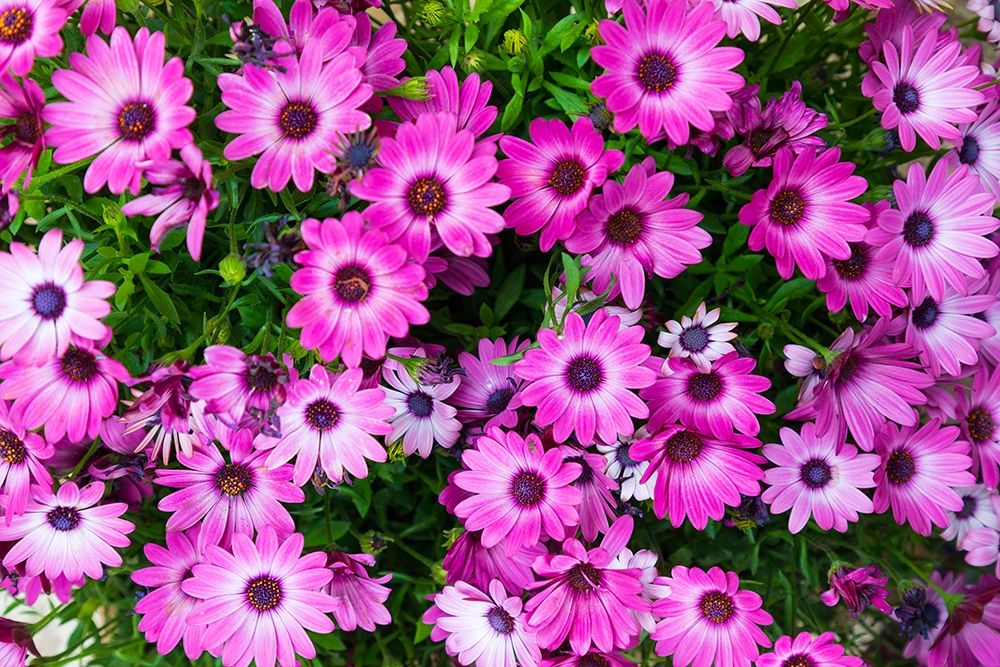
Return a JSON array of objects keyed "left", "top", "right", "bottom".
[
  {"left": 490, "top": 342, "right": 538, "bottom": 366},
  {"left": 543, "top": 81, "right": 586, "bottom": 115},
  {"left": 414, "top": 620, "right": 433, "bottom": 645},
  {"left": 494, "top": 265, "right": 525, "bottom": 320},
  {"left": 722, "top": 224, "right": 750, "bottom": 259},
  {"left": 485, "top": 0, "right": 526, "bottom": 23},
  {"left": 561, "top": 252, "right": 582, "bottom": 309},
  {"left": 500, "top": 92, "right": 524, "bottom": 132},
  {"left": 765, "top": 277, "right": 815, "bottom": 310},
  {"left": 128, "top": 253, "right": 149, "bottom": 274},
  {"left": 115, "top": 271, "right": 135, "bottom": 310},
  {"left": 479, "top": 303, "right": 495, "bottom": 327},
  {"left": 138, "top": 274, "right": 180, "bottom": 324}
]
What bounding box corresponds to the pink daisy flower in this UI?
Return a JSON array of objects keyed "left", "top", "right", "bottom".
[
  {"left": 964, "top": 518, "right": 1000, "bottom": 577},
  {"left": 389, "top": 67, "right": 496, "bottom": 137},
  {"left": 873, "top": 420, "right": 975, "bottom": 536},
  {"left": 450, "top": 337, "right": 527, "bottom": 429},
  {"left": 182, "top": 530, "right": 336, "bottom": 667},
  {"left": 591, "top": 0, "right": 744, "bottom": 144},
  {"left": 216, "top": 37, "right": 372, "bottom": 192},
  {"left": 651, "top": 565, "right": 773, "bottom": 667},
  {"left": 45, "top": 27, "right": 195, "bottom": 194},
  {"left": 261, "top": 364, "right": 393, "bottom": 487},
  {"left": 761, "top": 423, "right": 879, "bottom": 534},
  {"left": 131, "top": 528, "right": 210, "bottom": 660},
  {"left": 943, "top": 485, "right": 999, "bottom": 546},
  {"left": 382, "top": 357, "right": 462, "bottom": 458},
  {"left": 869, "top": 26, "right": 984, "bottom": 152},
  {"left": 190, "top": 346, "right": 290, "bottom": 427},
  {"left": 564, "top": 159, "right": 710, "bottom": 309},
  {"left": 120, "top": 361, "right": 203, "bottom": 465},
  {"left": 969, "top": 0, "right": 1000, "bottom": 44},
  {"left": 756, "top": 632, "right": 865, "bottom": 667},
  {"left": 63, "top": 0, "right": 116, "bottom": 36},
  {"left": 352, "top": 111, "right": 509, "bottom": 261},
  {"left": 252, "top": 0, "right": 347, "bottom": 62},
  {"left": 946, "top": 100, "right": 1000, "bottom": 200},
  {"left": 0, "top": 400, "right": 50, "bottom": 521},
  {"left": 955, "top": 366, "right": 1000, "bottom": 487},
  {"left": 454, "top": 428, "right": 582, "bottom": 551},
  {"left": 0, "top": 481, "right": 133, "bottom": 581},
  {"left": 738, "top": 147, "right": 869, "bottom": 280},
  {"left": 710, "top": 0, "right": 796, "bottom": 42},
  {"left": 0, "top": 228, "right": 114, "bottom": 365},
  {"left": 869, "top": 160, "right": 998, "bottom": 302},
  {"left": 630, "top": 424, "right": 765, "bottom": 528},
  {"left": 825, "top": 567, "right": 892, "bottom": 619},
  {"left": 515, "top": 310, "right": 655, "bottom": 445},
  {"left": 642, "top": 352, "right": 775, "bottom": 438},
  {"left": 0, "top": 345, "right": 129, "bottom": 444},
  {"left": 657, "top": 302, "right": 737, "bottom": 372},
  {"left": 120, "top": 143, "right": 219, "bottom": 262},
  {"left": 0, "top": 73, "right": 44, "bottom": 192},
  {"left": 424, "top": 579, "right": 540, "bottom": 667},
  {"left": 0, "top": 0, "right": 67, "bottom": 76},
  {"left": 351, "top": 12, "right": 406, "bottom": 102},
  {"left": 563, "top": 449, "right": 618, "bottom": 542},
  {"left": 497, "top": 117, "right": 624, "bottom": 251},
  {"left": 441, "top": 530, "right": 542, "bottom": 594},
  {"left": 525, "top": 516, "right": 648, "bottom": 654},
  {"left": 286, "top": 214, "right": 429, "bottom": 367},
  {"left": 540, "top": 652, "right": 635, "bottom": 667},
  {"left": 783, "top": 343, "right": 824, "bottom": 404},
  {"left": 324, "top": 550, "right": 392, "bottom": 632}
]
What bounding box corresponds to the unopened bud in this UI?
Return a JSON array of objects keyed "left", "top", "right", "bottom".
[
  {"left": 219, "top": 253, "right": 246, "bottom": 284},
  {"left": 502, "top": 29, "right": 527, "bottom": 55}
]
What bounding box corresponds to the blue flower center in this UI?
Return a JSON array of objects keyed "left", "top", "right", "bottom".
[
  {"left": 407, "top": 177, "right": 447, "bottom": 217},
  {"left": 667, "top": 430, "right": 703, "bottom": 463},
  {"left": 548, "top": 160, "right": 586, "bottom": 196},
  {"left": 278, "top": 101, "right": 317, "bottom": 139},
  {"left": 967, "top": 406, "right": 995, "bottom": 443},
  {"left": 486, "top": 606, "right": 515, "bottom": 634},
  {"left": 485, "top": 386, "right": 514, "bottom": 415},
  {"left": 60, "top": 347, "right": 99, "bottom": 383},
  {"left": 566, "top": 356, "right": 602, "bottom": 392},
  {"left": 960, "top": 136, "right": 981, "bottom": 165},
  {"left": 607, "top": 208, "right": 643, "bottom": 245},
  {"left": 688, "top": 372, "right": 722, "bottom": 401},
  {"left": 700, "top": 591, "right": 734, "bottom": 624},
  {"left": 833, "top": 244, "right": 866, "bottom": 280},
  {"left": 31, "top": 283, "right": 67, "bottom": 320},
  {"left": 47, "top": 506, "right": 81, "bottom": 532},
  {"left": 892, "top": 83, "right": 920, "bottom": 114},
  {"left": 911, "top": 297, "right": 938, "bottom": 329},
  {"left": 886, "top": 450, "right": 916, "bottom": 484},
  {"left": 902, "top": 211, "right": 934, "bottom": 247},
  {"left": 216, "top": 463, "right": 253, "bottom": 497},
  {"left": 406, "top": 391, "right": 434, "bottom": 418},
  {"left": 637, "top": 53, "right": 677, "bottom": 93},
  {"left": 770, "top": 190, "right": 805, "bottom": 226},
  {"left": 680, "top": 326, "right": 710, "bottom": 352},
  {"left": 246, "top": 576, "right": 282, "bottom": 611},
  {"left": 305, "top": 400, "right": 339, "bottom": 430},
  {"left": 510, "top": 470, "right": 544, "bottom": 506},
  {"left": 568, "top": 563, "right": 601, "bottom": 592},
  {"left": 117, "top": 101, "right": 156, "bottom": 141},
  {"left": 800, "top": 459, "right": 832, "bottom": 489}
]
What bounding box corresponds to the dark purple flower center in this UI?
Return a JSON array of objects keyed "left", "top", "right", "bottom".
[
  {"left": 892, "top": 83, "right": 920, "bottom": 114},
  {"left": 278, "top": 101, "right": 317, "bottom": 139},
  {"left": 566, "top": 356, "right": 603, "bottom": 393},
  {"left": 832, "top": 244, "right": 866, "bottom": 280},
  {"left": 305, "top": 399, "right": 339, "bottom": 431},
  {"left": 836, "top": 355, "right": 859, "bottom": 383},
  {"left": 406, "top": 391, "right": 434, "bottom": 418},
  {"left": 967, "top": 406, "right": 995, "bottom": 443},
  {"left": 486, "top": 606, "right": 515, "bottom": 635},
  {"left": 957, "top": 494, "right": 978, "bottom": 519},
  {"left": 769, "top": 190, "right": 805, "bottom": 226},
  {"left": 637, "top": 53, "right": 677, "bottom": 93},
  {"left": 245, "top": 357, "right": 280, "bottom": 392},
  {"left": 667, "top": 430, "right": 703, "bottom": 463},
  {"left": 606, "top": 208, "right": 643, "bottom": 246},
  {"left": 700, "top": 591, "right": 735, "bottom": 623},
  {"left": 333, "top": 264, "right": 371, "bottom": 303},
  {"left": 14, "top": 112, "right": 39, "bottom": 144},
  {"left": 903, "top": 211, "right": 934, "bottom": 247},
  {"left": 688, "top": 372, "right": 722, "bottom": 401},
  {"left": 183, "top": 177, "right": 206, "bottom": 202},
  {"left": 0, "top": 429, "right": 25, "bottom": 465},
  {"left": 549, "top": 160, "right": 586, "bottom": 196},
  {"left": 800, "top": 459, "right": 832, "bottom": 489},
  {"left": 46, "top": 506, "right": 80, "bottom": 532},
  {"left": 566, "top": 455, "right": 594, "bottom": 485},
  {"left": 343, "top": 133, "right": 378, "bottom": 171},
  {"left": 246, "top": 575, "right": 282, "bottom": 611},
  {"left": 117, "top": 101, "right": 156, "bottom": 141},
  {"left": 960, "top": 135, "right": 981, "bottom": 165},
  {"left": 679, "top": 326, "right": 710, "bottom": 352},
  {"left": 485, "top": 386, "right": 515, "bottom": 415},
  {"left": 31, "top": 282, "right": 66, "bottom": 320},
  {"left": 407, "top": 177, "right": 447, "bottom": 217},
  {"left": 0, "top": 8, "right": 32, "bottom": 44},
  {"left": 782, "top": 656, "right": 813, "bottom": 667},
  {"left": 567, "top": 562, "right": 602, "bottom": 592},
  {"left": 510, "top": 470, "right": 545, "bottom": 506},
  {"left": 579, "top": 655, "right": 611, "bottom": 667},
  {"left": 216, "top": 463, "right": 253, "bottom": 496},
  {"left": 60, "top": 347, "right": 99, "bottom": 383},
  {"left": 749, "top": 129, "right": 774, "bottom": 156},
  {"left": 616, "top": 441, "right": 638, "bottom": 468},
  {"left": 886, "top": 450, "right": 916, "bottom": 484},
  {"left": 911, "top": 297, "right": 938, "bottom": 329}
]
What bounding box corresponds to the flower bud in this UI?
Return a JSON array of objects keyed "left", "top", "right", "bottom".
[
  {"left": 219, "top": 253, "right": 246, "bottom": 284},
  {"left": 502, "top": 29, "right": 527, "bottom": 54}
]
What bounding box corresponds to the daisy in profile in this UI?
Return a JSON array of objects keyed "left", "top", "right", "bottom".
[
  {"left": 0, "top": 73, "right": 45, "bottom": 192},
  {"left": 454, "top": 428, "right": 582, "bottom": 550},
  {"left": 591, "top": 0, "right": 744, "bottom": 145},
  {"left": 0, "top": 481, "right": 133, "bottom": 581},
  {"left": 873, "top": 420, "right": 975, "bottom": 536},
  {"left": 441, "top": 531, "right": 542, "bottom": 594},
  {"left": 783, "top": 344, "right": 825, "bottom": 404},
  {"left": 0, "top": 0, "right": 67, "bottom": 76},
  {"left": 943, "top": 485, "right": 999, "bottom": 547},
  {"left": 515, "top": 310, "right": 655, "bottom": 445},
  {"left": 350, "top": 12, "right": 406, "bottom": 103},
  {"left": 121, "top": 361, "right": 203, "bottom": 465},
  {"left": 286, "top": 214, "right": 429, "bottom": 367},
  {"left": 45, "top": 27, "right": 195, "bottom": 194},
  {"left": 739, "top": 147, "right": 869, "bottom": 281},
  {"left": 252, "top": 0, "right": 348, "bottom": 62},
  {"left": 642, "top": 352, "right": 774, "bottom": 438},
  {"left": 351, "top": 111, "right": 509, "bottom": 261},
  {"left": 869, "top": 161, "right": 998, "bottom": 301},
  {"left": 820, "top": 564, "right": 891, "bottom": 616},
  {"left": 756, "top": 632, "right": 864, "bottom": 667},
  {"left": 0, "top": 400, "right": 51, "bottom": 521},
  {"left": 630, "top": 424, "right": 765, "bottom": 528},
  {"left": 0, "top": 228, "right": 114, "bottom": 365},
  {"left": 963, "top": 506, "right": 1000, "bottom": 576},
  {"left": 424, "top": 579, "right": 540, "bottom": 667},
  {"left": 450, "top": 337, "right": 527, "bottom": 429},
  {"left": 324, "top": 550, "right": 392, "bottom": 632},
  {"left": 63, "top": 0, "right": 116, "bottom": 36},
  {"left": 893, "top": 289, "right": 996, "bottom": 378},
  {"left": 598, "top": 430, "right": 654, "bottom": 502},
  {"left": 382, "top": 355, "right": 462, "bottom": 458},
  {"left": 389, "top": 66, "right": 497, "bottom": 137},
  {"left": 498, "top": 117, "right": 624, "bottom": 251},
  {"left": 710, "top": 0, "right": 796, "bottom": 42},
  {"left": 761, "top": 423, "right": 880, "bottom": 534},
  {"left": 651, "top": 565, "right": 773, "bottom": 667},
  {"left": 564, "top": 159, "right": 710, "bottom": 309},
  {"left": 955, "top": 366, "right": 1000, "bottom": 487},
  {"left": 525, "top": 516, "right": 648, "bottom": 654},
  {"left": 969, "top": 0, "right": 1000, "bottom": 44},
  {"left": 657, "top": 302, "right": 737, "bottom": 372},
  {"left": 183, "top": 530, "right": 336, "bottom": 667},
  {"left": 946, "top": 101, "right": 1000, "bottom": 199},
  {"left": 189, "top": 346, "right": 290, "bottom": 427},
  {"left": 262, "top": 364, "right": 393, "bottom": 486}
]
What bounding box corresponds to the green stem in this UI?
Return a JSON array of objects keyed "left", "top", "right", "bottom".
[
  {"left": 760, "top": 0, "right": 818, "bottom": 80},
  {"left": 830, "top": 106, "right": 877, "bottom": 131},
  {"left": 27, "top": 605, "right": 63, "bottom": 634},
  {"left": 382, "top": 530, "right": 437, "bottom": 570},
  {"left": 67, "top": 438, "right": 103, "bottom": 480}
]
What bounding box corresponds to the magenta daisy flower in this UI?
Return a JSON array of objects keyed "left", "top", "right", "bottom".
[
  {"left": 120, "top": 361, "right": 202, "bottom": 465},
  {"left": 630, "top": 424, "right": 765, "bottom": 528},
  {"left": 286, "top": 213, "right": 429, "bottom": 367},
  {"left": 45, "top": 27, "right": 195, "bottom": 194},
  {"left": 0, "top": 620, "right": 32, "bottom": 667},
  {"left": 182, "top": 530, "right": 336, "bottom": 667},
  {"left": 190, "top": 346, "right": 290, "bottom": 427},
  {"left": 382, "top": 357, "right": 462, "bottom": 458},
  {"left": 894, "top": 288, "right": 996, "bottom": 378},
  {"left": 450, "top": 337, "right": 527, "bottom": 429},
  {"left": 650, "top": 565, "right": 773, "bottom": 667},
  {"left": 525, "top": 516, "right": 648, "bottom": 654},
  {"left": 351, "top": 12, "right": 406, "bottom": 102},
  {"left": 738, "top": 147, "right": 869, "bottom": 280},
  {"left": 642, "top": 352, "right": 774, "bottom": 438},
  {"left": 0, "top": 400, "right": 50, "bottom": 521},
  {"left": 63, "top": 0, "right": 116, "bottom": 36},
  {"left": 453, "top": 428, "right": 582, "bottom": 550},
  {"left": 0, "top": 481, "right": 133, "bottom": 581},
  {"left": 564, "top": 160, "right": 710, "bottom": 309},
  {"left": 710, "top": 0, "right": 795, "bottom": 42},
  {"left": 131, "top": 528, "right": 209, "bottom": 660},
  {"left": 0, "top": 228, "right": 114, "bottom": 365},
  {"left": 964, "top": 518, "right": 1000, "bottom": 577},
  {"left": 591, "top": 0, "right": 744, "bottom": 144},
  {"left": 424, "top": 579, "right": 541, "bottom": 667},
  {"left": 541, "top": 652, "right": 635, "bottom": 667},
  {"left": 761, "top": 423, "right": 879, "bottom": 534},
  {"left": 0, "top": 73, "right": 44, "bottom": 192},
  {"left": 497, "top": 117, "right": 624, "bottom": 251},
  {"left": 515, "top": 310, "right": 655, "bottom": 445},
  {"left": 658, "top": 302, "right": 738, "bottom": 372},
  {"left": 955, "top": 366, "right": 1000, "bottom": 486},
  {"left": 120, "top": 143, "right": 219, "bottom": 262},
  {"left": 261, "top": 364, "right": 393, "bottom": 487},
  {"left": 820, "top": 564, "right": 892, "bottom": 616},
  {"left": 216, "top": 37, "right": 372, "bottom": 192},
  {"left": 946, "top": 101, "right": 1000, "bottom": 200},
  {"left": 756, "top": 632, "right": 864, "bottom": 667},
  {"left": 903, "top": 571, "right": 1000, "bottom": 666},
  {"left": 873, "top": 420, "right": 975, "bottom": 536},
  {"left": 564, "top": 449, "right": 618, "bottom": 542},
  {"left": 252, "top": 0, "right": 348, "bottom": 62},
  {"left": 442, "top": 530, "right": 541, "bottom": 594},
  {"left": 0, "top": 0, "right": 67, "bottom": 76},
  {"left": 324, "top": 550, "right": 392, "bottom": 632},
  {"left": 943, "top": 485, "right": 999, "bottom": 546},
  {"left": 389, "top": 66, "right": 497, "bottom": 137},
  {"left": 0, "top": 345, "right": 129, "bottom": 444},
  {"left": 351, "top": 111, "right": 509, "bottom": 261}
]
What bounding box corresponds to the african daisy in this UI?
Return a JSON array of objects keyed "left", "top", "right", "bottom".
[
  {"left": 0, "top": 0, "right": 67, "bottom": 76},
  {"left": 382, "top": 355, "right": 462, "bottom": 458},
  {"left": 441, "top": 530, "right": 541, "bottom": 594},
  {"left": 756, "top": 632, "right": 865, "bottom": 667},
  {"left": 955, "top": 365, "right": 1000, "bottom": 487},
  {"left": 564, "top": 449, "right": 618, "bottom": 542},
  {"left": 63, "top": 0, "right": 116, "bottom": 36},
  {"left": 657, "top": 303, "right": 738, "bottom": 372},
  {"left": 324, "top": 550, "right": 392, "bottom": 632},
  {"left": 0, "top": 399, "right": 51, "bottom": 521},
  {"left": 450, "top": 337, "right": 528, "bottom": 430},
  {"left": 943, "top": 485, "right": 1000, "bottom": 547},
  {"left": 120, "top": 361, "right": 203, "bottom": 465},
  {"left": 597, "top": 431, "right": 653, "bottom": 502},
  {"left": 0, "top": 72, "right": 44, "bottom": 192},
  {"left": 946, "top": 100, "right": 1000, "bottom": 199},
  {"left": 189, "top": 346, "right": 290, "bottom": 428},
  {"left": 389, "top": 66, "right": 497, "bottom": 137},
  {"left": 710, "top": 0, "right": 796, "bottom": 42}
]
